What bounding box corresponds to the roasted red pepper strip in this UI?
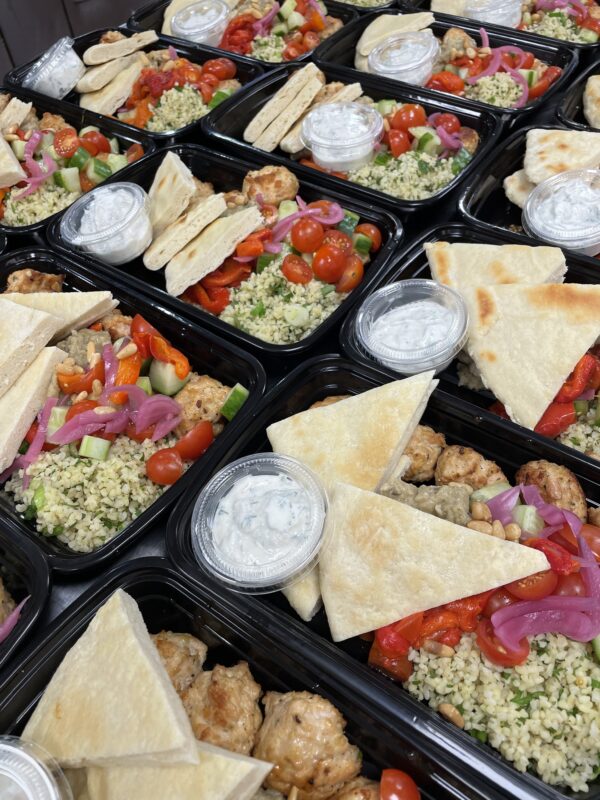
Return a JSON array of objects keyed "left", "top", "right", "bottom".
[
  {"left": 375, "top": 625, "right": 411, "bottom": 658},
  {"left": 534, "top": 402, "right": 576, "bottom": 438},
  {"left": 489, "top": 401, "right": 509, "bottom": 420},
  {"left": 527, "top": 539, "right": 579, "bottom": 576},
  {"left": 130, "top": 314, "right": 162, "bottom": 359},
  {"left": 556, "top": 354, "right": 600, "bottom": 403},
  {"left": 149, "top": 335, "right": 190, "bottom": 381},
  {"left": 368, "top": 640, "right": 413, "bottom": 682}
]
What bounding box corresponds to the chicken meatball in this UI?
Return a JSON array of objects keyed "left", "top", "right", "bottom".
[
  {"left": 153, "top": 631, "right": 207, "bottom": 694},
  {"left": 4, "top": 268, "right": 63, "bottom": 293},
  {"left": 435, "top": 445, "right": 507, "bottom": 489},
  {"left": 403, "top": 425, "right": 446, "bottom": 483},
  {"left": 0, "top": 579, "right": 15, "bottom": 625},
  {"left": 253, "top": 691, "right": 362, "bottom": 800},
  {"left": 515, "top": 460, "right": 587, "bottom": 522},
  {"left": 99, "top": 312, "right": 132, "bottom": 341},
  {"left": 174, "top": 374, "right": 230, "bottom": 437},
  {"left": 321, "top": 16, "right": 344, "bottom": 38},
  {"left": 309, "top": 395, "right": 349, "bottom": 410},
  {"left": 182, "top": 662, "right": 262, "bottom": 754},
  {"left": 100, "top": 30, "right": 127, "bottom": 43},
  {"left": 588, "top": 507, "right": 600, "bottom": 527},
  {"left": 330, "top": 778, "right": 380, "bottom": 800},
  {"left": 38, "top": 112, "right": 71, "bottom": 132},
  {"left": 242, "top": 166, "right": 299, "bottom": 206}
]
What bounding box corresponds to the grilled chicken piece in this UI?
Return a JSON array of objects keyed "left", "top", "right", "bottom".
[
  {"left": 515, "top": 460, "right": 587, "bottom": 522},
  {"left": 242, "top": 166, "right": 300, "bottom": 206},
  {"left": 99, "top": 312, "right": 132, "bottom": 341},
  {"left": 4, "top": 268, "right": 64, "bottom": 293},
  {"left": 309, "top": 395, "right": 349, "bottom": 409},
  {"left": 435, "top": 445, "right": 507, "bottom": 490},
  {"left": 174, "top": 374, "right": 230, "bottom": 437},
  {"left": 100, "top": 30, "right": 127, "bottom": 43},
  {"left": 153, "top": 631, "right": 208, "bottom": 694},
  {"left": 440, "top": 27, "right": 477, "bottom": 62},
  {"left": 0, "top": 579, "right": 15, "bottom": 626},
  {"left": 330, "top": 778, "right": 381, "bottom": 800},
  {"left": 38, "top": 112, "right": 70, "bottom": 132},
  {"left": 404, "top": 425, "right": 446, "bottom": 483}
]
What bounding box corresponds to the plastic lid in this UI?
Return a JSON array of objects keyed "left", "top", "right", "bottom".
[
  {"left": 191, "top": 453, "right": 328, "bottom": 593},
  {"left": 0, "top": 737, "right": 72, "bottom": 800},
  {"left": 464, "top": 0, "right": 522, "bottom": 25},
  {"left": 171, "top": 0, "right": 229, "bottom": 38},
  {"left": 354, "top": 279, "right": 469, "bottom": 375},
  {"left": 522, "top": 169, "right": 600, "bottom": 251},
  {"left": 22, "top": 37, "right": 82, "bottom": 93},
  {"left": 368, "top": 31, "right": 440, "bottom": 78},
  {"left": 301, "top": 102, "right": 383, "bottom": 152},
  {"left": 60, "top": 183, "right": 148, "bottom": 246}
]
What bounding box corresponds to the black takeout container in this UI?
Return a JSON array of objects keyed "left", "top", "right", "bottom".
[
  {"left": 201, "top": 61, "right": 504, "bottom": 216},
  {"left": 0, "top": 235, "right": 6, "bottom": 256},
  {"left": 0, "top": 523, "right": 50, "bottom": 673},
  {"left": 47, "top": 143, "right": 404, "bottom": 365},
  {"left": 5, "top": 29, "right": 264, "bottom": 145},
  {"left": 127, "top": 0, "right": 358, "bottom": 68},
  {"left": 0, "top": 556, "right": 498, "bottom": 800},
  {"left": 314, "top": 9, "right": 579, "bottom": 124},
  {"left": 0, "top": 247, "right": 266, "bottom": 577},
  {"left": 167, "top": 354, "right": 600, "bottom": 800},
  {"left": 0, "top": 85, "right": 155, "bottom": 242},
  {"left": 556, "top": 61, "right": 600, "bottom": 131},
  {"left": 458, "top": 123, "right": 600, "bottom": 268},
  {"left": 339, "top": 221, "right": 600, "bottom": 481}
]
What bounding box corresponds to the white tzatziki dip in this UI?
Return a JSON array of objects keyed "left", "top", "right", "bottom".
[
  {"left": 23, "top": 37, "right": 86, "bottom": 100},
  {"left": 368, "top": 31, "right": 440, "bottom": 87},
  {"left": 301, "top": 102, "right": 383, "bottom": 172},
  {"left": 369, "top": 299, "right": 455, "bottom": 352}
]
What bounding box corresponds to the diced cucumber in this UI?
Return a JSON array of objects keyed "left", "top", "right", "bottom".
[
  {"left": 257, "top": 253, "right": 277, "bottom": 273},
  {"left": 10, "top": 139, "right": 26, "bottom": 160},
  {"left": 452, "top": 146, "right": 472, "bottom": 176},
  {"left": 149, "top": 359, "right": 189, "bottom": 396},
  {"left": 33, "top": 484, "right": 46, "bottom": 511},
  {"left": 337, "top": 209, "right": 360, "bottom": 236},
  {"left": 410, "top": 126, "right": 442, "bottom": 156},
  {"left": 79, "top": 434, "right": 111, "bottom": 460},
  {"left": 457, "top": 66, "right": 470, "bottom": 80},
  {"left": 85, "top": 157, "right": 112, "bottom": 185},
  {"left": 208, "top": 88, "right": 234, "bottom": 109},
  {"left": 278, "top": 199, "right": 298, "bottom": 219},
  {"left": 377, "top": 99, "right": 396, "bottom": 117},
  {"left": 68, "top": 146, "right": 91, "bottom": 170},
  {"left": 444, "top": 63, "right": 460, "bottom": 75},
  {"left": 287, "top": 10, "right": 306, "bottom": 28},
  {"left": 46, "top": 406, "right": 68, "bottom": 440},
  {"left": 272, "top": 21, "right": 288, "bottom": 35},
  {"left": 136, "top": 376, "right": 153, "bottom": 395},
  {"left": 53, "top": 167, "right": 81, "bottom": 194},
  {"left": 140, "top": 356, "right": 152, "bottom": 376},
  {"left": 278, "top": 0, "right": 296, "bottom": 19},
  {"left": 109, "top": 137, "right": 120, "bottom": 154},
  {"left": 512, "top": 504, "right": 545, "bottom": 534},
  {"left": 580, "top": 27, "right": 599, "bottom": 42},
  {"left": 353, "top": 232, "right": 372, "bottom": 255},
  {"left": 106, "top": 153, "right": 128, "bottom": 172},
  {"left": 593, "top": 635, "right": 600, "bottom": 662},
  {"left": 574, "top": 399, "right": 589, "bottom": 416},
  {"left": 79, "top": 125, "right": 101, "bottom": 137},
  {"left": 518, "top": 68, "right": 537, "bottom": 87},
  {"left": 45, "top": 144, "right": 61, "bottom": 162},
  {"left": 220, "top": 383, "right": 249, "bottom": 421},
  {"left": 470, "top": 481, "right": 512, "bottom": 503}
]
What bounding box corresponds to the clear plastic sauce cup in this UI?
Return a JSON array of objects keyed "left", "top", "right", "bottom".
[
  {"left": 522, "top": 169, "right": 600, "bottom": 257},
  {"left": 355, "top": 279, "right": 469, "bottom": 375},
  {"left": 301, "top": 102, "right": 384, "bottom": 172},
  {"left": 464, "top": 0, "right": 522, "bottom": 27},
  {"left": 191, "top": 453, "right": 328, "bottom": 593},
  {"left": 60, "top": 183, "right": 153, "bottom": 266},
  {"left": 368, "top": 31, "right": 440, "bottom": 87},
  {"left": 171, "top": 0, "right": 230, "bottom": 46},
  {"left": 22, "top": 37, "right": 86, "bottom": 100},
  {"left": 0, "top": 737, "right": 73, "bottom": 800}
]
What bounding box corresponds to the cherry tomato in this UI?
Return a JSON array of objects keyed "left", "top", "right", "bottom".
[
  {"left": 126, "top": 422, "right": 156, "bottom": 443},
  {"left": 174, "top": 420, "right": 214, "bottom": 460},
  {"left": 201, "top": 57, "right": 237, "bottom": 80},
  {"left": 390, "top": 103, "right": 427, "bottom": 132},
  {"left": 24, "top": 421, "right": 58, "bottom": 451},
  {"left": 54, "top": 127, "right": 80, "bottom": 159},
  {"left": 483, "top": 588, "right": 518, "bottom": 618},
  {"left": 198, "top": 81, "right": 215, "bottom": 104},
  {"left": 322, "top": 229, "right": 353, "bottom": 255},
  {"left": 79, "top": 138, "right": 99, "bottom": 157},
  {"left": 281, "top": 254, "right": 313, "bottom": 284},
  {"left": 198, "top": 72, "right": 220, "bottom": 89},
  {"left": 433, "top": 112, "right": 461, "bottom": 134},
  {"left": 336, "top": 253, "right": 364, "bottom": 293},
  {"left": 380, "top": 769, "right": 421, "bottom": 800},
  {"left": 311, "top": 244, "right": 347, "bottom": 283},
  {"left": 476, "top": 618, "right": 530, "bottom": 667},
  {"left": 520, "top": 51, "right": 535, "bottom": 69},
  {"left": 81, "top": 131, "right": 111, "bottom": 154},
  {"left": 426, "top": 72, "right": 465, "bottom": 94},
  {"left": 307, "top": 200, "right": 338, "bottom": 215},
  {"left": 552, "top": 523, "right": 600, "bottom": 562},
  {"left": 291, "top": 218, "right": 325, "bottom": 253},
  {"left": 65, "top": 400, "right": 99, "bottom": 423},
  {"left": 581, "top": 15, "right": 600, "bottom": 33},
  {"left": 283, "top": 43, "right": 304, "bottom": 60},
  {"left": 505, "top": 570, "right": 558, "bottom": 601},
  {"left": 388, "top": 129, "right": 411, "bottom": 158},
  {"left": 146, "top": 448, "right": 184, "bottom": 485},
  {"left": 354, "top": 223, "right": 382, "bottom": 252},
  {"left": 527, "top": 538, "right": 578, "bottom": 575},
  {"left": 126, "top": 143, "right": 145, "bottom": 163}
]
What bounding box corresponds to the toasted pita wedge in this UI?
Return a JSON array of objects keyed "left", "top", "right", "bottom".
[
  {"left": 426, "top": 241, "right": 566, "bottom": 290},
  {"left": 282, "top": 569, "right": 322, "bottom": 623},
  {"left": 148, "top": 152, "right": 197, "bottom": 237},
  {"left": 3, "top": 291, "right": 117, "bottom": 341},
  {"left": 22, "top": 590, "right": 198, "bottom": 768},
  {"left": 523, "top": 129, "right": 600, "bottom": 184},
  {"left": 165, "top": 205, "right": 263, "bottom": 296},
  {"left": 320, "top": 483, "right": 550, "bottom": 642},
  {"left": 83, "top": 30, "right": 158, "bottom": 66},
  {"left": 0, "top": 98, "right": 33, "bottom": 133},
  {"left": 431, "top": 0, "right": 467, "bottom": 14},
  {"left": 0, "top": 136, "right": 27, "bottom": 187},
  {"left": 79, "top": 55, "right": 147, "bottom": 116},
  {"left": 356, "top": 12, "right": 434, "bottom": 59},
  {"left": 243, "top": 64, "right": 325, "bottom": 144},
  {"left": 254, "top": 76, "right": 325, "bottom": 153},
  {"left": 464, "top": 283, "right": 600, "bottom": 430},
  {"left": 504, "top": 168, "right": 535, "bottom": 209},
  {"left": 76, "top": 55, "right": 140, "bottom": 94},
  {"left": 143, "top": 193, "right": 227, "bottom": 270},
  {"left": 583, "top": 75, "right": 600, "bottom": 130}
]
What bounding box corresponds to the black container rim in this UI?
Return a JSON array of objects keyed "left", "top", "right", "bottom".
[
  {"left": 313, "top": 8, "right": 580, "bottom": 117},
  {"left": 46, "top": 142, "right": 404, "bottom": 359},
  {"left": 0, "top": 84, "right": 156, "bottom": 238},
  {"left": 126, "top": 0, "right": 359, "bottom": 67},
  {"left": 556, "top": 60, "right": 600, "bottom": 131},
  {"left": 0, "top": 246, "right": 267, "bottom": 576}
]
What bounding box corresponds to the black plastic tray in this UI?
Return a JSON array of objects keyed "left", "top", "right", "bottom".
[
  {"left": 167, "top": 355, "right": 600, "bottom": 800},
  {"left": 458, "top": 122, "right": 600, "bottom": 268},
  {"left": 0, "top": 85, "right": 155, "bottom": 242},
  {"left": 0, "top": 523, "right": 50, "bottom": 673},
  {"left": 127, "top": 0, "right": 358, "bottom": 68},
  {"left": 339, "top": 221, "right": 600, "bottom": 481},
  {"left": 0, "top": 234, "right": 6, "bottom": 256},
  {"left": 556, "top": 60, "right": 599, "bottom": 131},
  {"left": 201, "top": 61, "right": 505, "bottom": 216},
  {"left": 314, "top": 9, "right": 579, "bottom": 123},
  {"left": 47, "top": 143, "right": 404, "bottom": 365},
  {"left": 0, "top": 247, "right": 267, "bottom": 577},
  {"left": 0, "top": 557, "right": 486, "bottom": 800},
  {"left": 5, "top": 29, "right": 264, "bottom": 145}
]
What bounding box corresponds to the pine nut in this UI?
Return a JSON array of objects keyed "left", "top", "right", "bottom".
[
  {"left": 505, "top": 523, "right": 522, "bottom": 542},
  {"left": 471, "top": 501, "right": 492, "bottom": 522},
  {"left": 116, "top": 342, "right": 138, "bottom": 360},
  {"left": 56, "top": 363, "right": 75, "bottom": 375},
  {"left": 73, "top": 365, "right": 85, "bottom": 374},
  {"left": 91, "top": 379, "right": 103, "bottom": 397},
  {"left": 94, "top": 406, "right": 115, "bottom": 415},
  {"left": 466, "top": 47, "right": 476, "bottom": 58},
  {"left": 467, "top": 520, "right": 493, "bottom": 535},
  {"left": 86, "top": 341, "right": 96, "bottom": 364},
  {"left": 74, "top": 391, "right": 88, "bottom": 403},
  {"left": 3, "top": 133, "right": 18, "bottom": 142},
  {"left": 438, "top": 703, "right": 465, "bottom": 729},
  {"left": 491, "top": 520, "right": 506, "bottom": 539},
  {"left": 89, "top": 352, "right": 101, "bottom": 368},
  {"left": 423, "top": 639, "right": 455, "bottom": 657}
]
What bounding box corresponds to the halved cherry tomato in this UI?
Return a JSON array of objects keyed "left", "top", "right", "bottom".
[
  {"left": 202, "top": 259, "right": 251, "bottom": 288},
  {"left": 281, "top": 254, "right": 313, "bottom": 284},
  {"left": 505, "top": 570, "right": 558, "bottom": 601},
  {"left": 322, "top": 229, "right": 353, "bottom": 255},
  {"left": 65, "top": 399, "right": 99, "bottom": 422},
  {"left": 307, "top": 200, "right": 336, "bottom": 215},
  {"left": 433, "top": 112, "right": 461, "bottom": 134},
  {"left": 529, "top": 66, "right": 562, "bottom": 100},
  {"left": 476, "top": 618, "right": 530, "bottom": 667},
  {"left": 54, "top": 127, "right": 80, "bottom": 159},
  {"left": 81, "top": 131, "right": 111, "bottom": 154},
  {"left": 581, "top": 15, "right": 600, "bottom": 33},
  {"left": 198, "top": 81, "right": 215, "bottom": 104},
  {"left": 80, "top": 138, "right": 99, "bottom": 157},
  {"left": 174, "top": 420, "right": 214, "bottom": 460},
  {"left": 236, "top": 238, "right": 264, "bottom": 258},
  {"left": 126, "top": 143, "right": 145, "bottom": 163},
  {"left": 551, "top": 523, "right": 600, "bottom": 563},
  {"left": 202, "top": 57, "right": 237, "bottom": 80},
  {"left": 25, "top": 421, "right": 58, "bottom": 451},
  {"left": 312, "top": 244, "right": 346, "bottom": 283},
  {"left": 126, "top": 422, "right": 156, "bottom": 443},
  {"left": 184, "top": 284, "right": 231, "bottom": 314},
  {"left": 388, "top": 129, "right": 411, "bottom": 158},
  {"left": 526, "top": 538, "right": 579, "bottom": 575},
  {"left": 146, "top": 448, "right": 184, "bottom": 485},
  {"left": 380, "top": 769, "right": 421, "bottom": 800},
  {"left": 57, "top": 361, "right": 105, "bottom": 395},
  {"left": 355, "top": 223, "right": 382, "bottom": 252},
  {"left": 291, "top": 218, "right": 324, "bottom": 253},
  {"left": 283, "top": 43, "right": 305, "bottom": 60},
  {"left": 390, "top": 103, "right": 427, "bottom": 132},
  {"left": 149, "top": 335, "right": 190, "bottom": 380},
  {"left": 426, "top": 72, "right": 465, "bottom": 94},
  {"left": 483, "top": 588, "right": 518, "bottom": 618},
  {"left": 368, "top": 639, "right": 413, "bottom": 682},
  {"left": 555, "top": 572, "right": 586, "bottom": 597},
  {"left": 336, "top": 253, "right": 364, "bottom": 293}
]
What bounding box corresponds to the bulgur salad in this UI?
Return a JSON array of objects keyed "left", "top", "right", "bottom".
[
  {"left": 0, "top": 93, "right": 141, "bottom": 228},
  {"left": 0, "top": 272, "right": 248, "bottom": 552}
]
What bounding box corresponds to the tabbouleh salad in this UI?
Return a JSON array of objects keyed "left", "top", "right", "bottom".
[{"left": 519, "top": 0, "right": 600, "bottom": 42}]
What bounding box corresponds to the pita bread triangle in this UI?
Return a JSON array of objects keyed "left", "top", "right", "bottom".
[
  {"left": 22, "top": 590, "right": 198, "bottom": 768},
  {"left": 523, "top": 128, "right": 600, "bottom": 184},
  {"left": 320, "top": 483, "right": 550, "bottom": 642},
  {"left": 267, "top": 372, "right": 437, "bottom": 494},
  {"left": 463, "top": 283, "right": 600, "bottom": 430},
  {"left": 3, "top": 291, "right": 117, "bottom": 340}
]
